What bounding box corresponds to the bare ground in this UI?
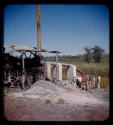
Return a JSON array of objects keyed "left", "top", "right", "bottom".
[{"left": 4, "top": 80, "right": 109, "bottom": 121}]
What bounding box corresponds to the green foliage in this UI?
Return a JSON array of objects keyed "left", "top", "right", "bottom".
[
  {"left": 84, "top": 47, "right": 92, "bottom": 63},
  {"left": 92, "top": 46, "right": 105, "bottom": 63},
  {"left": 83, "top": 45, "right": 105, "bottom": 63}
]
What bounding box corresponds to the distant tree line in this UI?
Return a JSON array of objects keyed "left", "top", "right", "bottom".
[
  {"left": 44, "top": 45, "right": 106, "bottom": 63},
  {"left": 84, "top": 45, "right": 105, "bottom": 63}
]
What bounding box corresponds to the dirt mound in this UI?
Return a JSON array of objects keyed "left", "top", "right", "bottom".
[{"left": 7, "top": 80, "right": 109, "bottom": 106}]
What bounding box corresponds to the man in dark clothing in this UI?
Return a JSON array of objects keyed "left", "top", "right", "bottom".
[{"left": 76, "top": 79, "right": 81, "bottom": 88}]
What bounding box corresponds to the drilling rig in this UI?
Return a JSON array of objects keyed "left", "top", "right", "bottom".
[{"left": 35, "top": 5, "right": 61, "bottom": 81}]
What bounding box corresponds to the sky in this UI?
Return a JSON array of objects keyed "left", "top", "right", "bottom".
[{"left": 4, "top": 4, "right": 109, "bottom": 56}]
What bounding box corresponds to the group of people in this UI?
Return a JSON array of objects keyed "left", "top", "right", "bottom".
[{"left": 74, "top": 75, "right": 101, "bottom": 90}]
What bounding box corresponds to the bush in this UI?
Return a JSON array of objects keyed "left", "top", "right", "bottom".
[
  {"left": 57, "top": 98, "right": 65, "bottom": 104},
  {"left": 45, "top": 99, "right": 51, "bottom": 103}
]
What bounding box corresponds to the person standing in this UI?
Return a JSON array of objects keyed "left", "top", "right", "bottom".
[
  {"left": 92, "top": 76, "right": 96, "bottom": 89},
  {"left": 97, "top": 75, "right": 101, "bottom": 90}
]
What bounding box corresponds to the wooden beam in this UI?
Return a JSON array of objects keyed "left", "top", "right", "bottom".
[{"left": 36, "top": 5, "right": 41, "bottom": 51}]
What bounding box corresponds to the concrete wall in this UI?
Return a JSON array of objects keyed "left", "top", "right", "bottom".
[
  {"left": 67, "top": 64, "right": 76, "bottom": 82},
  {"left": 46, "top": 62, "right": 76, "bottom": 82},
  {"left": 53, "top": 63, "right": 62, "bottom": 81},
  {"left": 45, "top": 63, "right": 51, "bottom": 80}
]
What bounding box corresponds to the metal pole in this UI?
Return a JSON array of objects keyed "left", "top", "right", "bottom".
[
  {"left": 56, "top": 52, "right": 58, "bottom": 65},
  {"left": 22, "top": 53, "right": 25, "bottom": 73},
  {"left": 55, "top": 52, "right": 58, "bottom": 80},
  {"left": 22, "top": 52, "right": 25, "bottom": 89}
]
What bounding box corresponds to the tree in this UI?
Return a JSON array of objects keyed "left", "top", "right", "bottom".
[
  {"left": 92, "top": 46, "right": 105, "bottom": 63},
  {"left": 84, "top": 47, "right": 92, "bottom": 63}
]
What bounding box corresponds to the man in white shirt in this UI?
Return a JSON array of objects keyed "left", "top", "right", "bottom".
[{"left": 97, "top": 75, "right": 101, "bottom": 90}]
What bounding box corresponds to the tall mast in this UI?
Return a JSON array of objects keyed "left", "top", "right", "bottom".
[{"left": 36, "top": 5, "right": 41, "bottom": 52}]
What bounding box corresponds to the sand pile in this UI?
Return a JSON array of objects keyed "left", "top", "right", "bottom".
[{"left": 7, "top": 80, "right": 109, "bottom": 105}]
